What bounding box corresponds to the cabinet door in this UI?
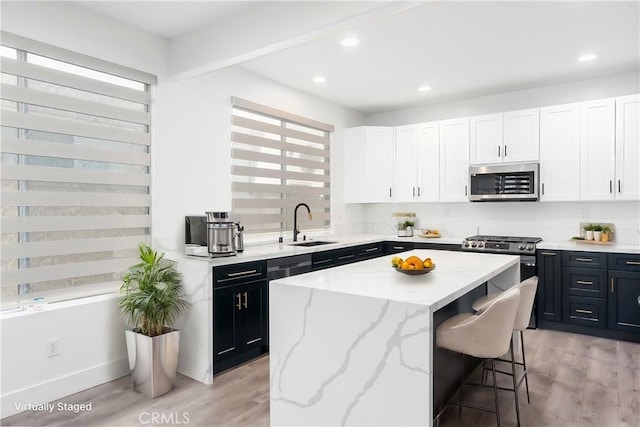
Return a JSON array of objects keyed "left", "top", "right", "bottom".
[
  {"left": 240, "top": 281, "right": 266, "bottom": 353},
  {"left": 537, "top": 250, "right": 562, "bottom": 322},
  {"left": 580, "top": 98, "right": 616, "bottom": 200},
  {"left": 615, "top": 94, "right": 640, "bottom": 200},
  {"left": 394, "top": 125, "right": 418, "bottom": 202},
  {"left": 364, "top": 127, "right": 394, "bottom": 202},
  {"left": 503, "top": 108, "right": 540, "bottom": 162},
  {"left": 213, "top": 286, "right": 240, "bottom": 362},
  {"left": 344, "top": 127, "right": 366, "bottom": 203},
  {"left": 539, "top": 103, "right": 581, "bottom": 201},
  {"left": 608, "top": 270, "right": 640, "bottom": 332},
  {"left": 416, "top": 121, "right": 440, "bottom": 201},
  {"left": 470, "top": 114, "right": 503, "bottom": 165},
  {"left": 439, "top": 118, "right": 470, "bottom": 202}
]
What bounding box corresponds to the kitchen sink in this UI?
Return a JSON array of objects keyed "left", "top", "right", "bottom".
[{"left": 289, "top": 241, "right": 337, "bottom": 247}]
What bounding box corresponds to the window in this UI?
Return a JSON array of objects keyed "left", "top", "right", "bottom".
[
  {"left": 230, "top": 97, "right": 334, "bottom": 236},
  {"left": 0, "top": 32, "right": 156, "bottom": 304}
]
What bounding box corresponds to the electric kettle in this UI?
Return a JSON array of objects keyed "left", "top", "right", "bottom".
[{"left": 234, "top": 223, "right": 245, "bottom": 252}]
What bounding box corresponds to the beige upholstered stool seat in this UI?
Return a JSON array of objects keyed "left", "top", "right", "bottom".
[{"left": 436, "top": 287, "right": 521, "bottom": 426}]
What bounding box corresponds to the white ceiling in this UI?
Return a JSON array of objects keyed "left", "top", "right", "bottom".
[{"left": 76, "top": 1, "right": 640, "bottom": 114}]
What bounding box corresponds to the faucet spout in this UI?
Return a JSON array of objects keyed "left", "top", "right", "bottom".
[{"left": 293, "top": 203, "right": 312, "bottom": 242}]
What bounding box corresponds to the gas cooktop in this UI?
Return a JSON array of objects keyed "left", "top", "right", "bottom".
[{"left": 461, "top": 235, "right": 542, "bottom": 254}]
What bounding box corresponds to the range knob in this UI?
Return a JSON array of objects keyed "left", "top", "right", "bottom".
[
  {"left": 526, "top": 245, "right": 534, "bottom": 251},
  {"left": 518, "top": 244, "right": 526, "bottom": 250},
  {"left": 464, "top": 241, "right": 470, "bottom": 247},
  {"left": 471, "top": 242, "right": 477, "bottom": 248},
  {"left": 478, "top": 242, "right": 485, "bottom": 248}
]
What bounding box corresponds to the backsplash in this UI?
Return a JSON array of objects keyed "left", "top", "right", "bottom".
[{"left": 357, "top": 201, "right": 640, "bottom": 246}]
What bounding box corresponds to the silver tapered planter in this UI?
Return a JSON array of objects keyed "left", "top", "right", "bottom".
[{"left": 125, "top": 329, "right": 180, "bottom": 398}]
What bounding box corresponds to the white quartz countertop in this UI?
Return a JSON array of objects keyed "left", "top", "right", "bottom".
[
  {"left": 537, "top": 240, "right": 639, "bottom": 254},
  {"left": 270, "top": 249, "right": 520, "bottom": 311}
]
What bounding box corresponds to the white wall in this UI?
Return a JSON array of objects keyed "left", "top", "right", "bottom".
[
  {"left": 152, "top": 66, "right": 366, "bottom": 253},
  {"left": 361, "top": 73, "right": 640, "bottom": 245}
]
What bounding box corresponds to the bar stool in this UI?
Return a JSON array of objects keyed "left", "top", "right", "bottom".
[
  {"left": 436, "top": 287, "right": 521, "bottom": 427},
  {"left": 472, "top": 276, "right": 539, "bottom": 425}
]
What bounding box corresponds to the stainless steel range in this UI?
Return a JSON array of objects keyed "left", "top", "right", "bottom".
[{"left": 462, "top": 234, "right": 542, "bottom": 328}]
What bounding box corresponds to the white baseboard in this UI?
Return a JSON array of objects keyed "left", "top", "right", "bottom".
[{"left": 1, "top": 357, "right": 129, "bottom": 419}]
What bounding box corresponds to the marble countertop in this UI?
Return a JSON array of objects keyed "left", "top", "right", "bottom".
[
  {"left": 270, "top": 249, "right": 520, "bottom": 311},
  {"left": 537, "top": 240, "right": 639, "bottom": 254}
]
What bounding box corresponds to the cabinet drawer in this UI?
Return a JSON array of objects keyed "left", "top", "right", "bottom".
[
  {"left": 213, "top": 261, "right": 267, "bottom": 288},
  {"left": 608, "top": 253, "right": 640, "bottom": 272},
  {"left": 562, "top": 251, "right": 607, "bottom": 269},
  {"left": 562, "top": 295, "right": 606, "bottom": 329},
  {"left": 334, "top": 247, "right": 358, "bottom": 265},
  {"left": 311, "top": 250, "right": 334, "bottom": 271},
  {"left": 356, "top": 243, "right": 384, "bottom": 259},
  {"left": 562, "top": 267, "right": 607, "bottom": 298},
  {"left": 385, "top": 241, "right": 414, "bottom": 253}
]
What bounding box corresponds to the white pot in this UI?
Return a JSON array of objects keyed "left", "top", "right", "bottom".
[
  {"left": 585, "top": 230, "right": 594, "bottom": 240},
  {"left": 594, "top": 231, "right": 602, "bottom": 241}
]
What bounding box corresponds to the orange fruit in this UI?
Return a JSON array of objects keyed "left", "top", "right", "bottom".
[{"left": 401, "top": 261, "right": 415, "bottom": 270}]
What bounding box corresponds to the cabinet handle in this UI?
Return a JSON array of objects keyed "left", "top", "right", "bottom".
[
  {"left": 243, "top": 291, "right": 248, "bottom": 309},
  {"left": 228, "top": 269, "right": 257, "bottom": 277},
  {"left": 625, "top": 261, "right": 640, "bottom": 265},
  {"left": 338, "top": 254, "right": 355, "bottom": 260},
  {"left": 393, "top": 246, "right": 405, "bottom": 250},
  {"left": 609, "top": 180, "right": 613, "bottom": 193},
  {"left": 611, "top": 278, "right": 615, "bottom": 293},
  {"left": 618, "top": 180, "right": 621, "bottom": 193},
  {"left": 504, "top": 145, "right": 507, "bottom": 157},
  {"left": 217, "top": 347, "right": 236, "bottom": 355},
  {"left": 542, "top": 183, "right": 545, "bottom": 195},
  {"left": 413, "top": 187, "right": 416, "bottom": 197},
  {"left": 315, "top": 258, "right": 332, "bottom": 264},
  {"left": 498, "top": 145, "right": 501, "bottom": 157},
  {"left": 389, "top": 187, "right": 392, "bottom": 198},
  {"left": 576, "top": 280, "right": 593, "bottom": 285},
  {"left": 246, "top": 338, "right": 262, "bottom": 345},
  {"left": 465, "top": 185, "right": 468, "bottom": 196},
  {"left": 575, "top": 257, "right": 593, "bottom": 262},
  {"left": 417, "top": 187, "right": 421, "bottom": 197},
  {"left": 364, "top": 247, "right": 379, "bottom": 252},
  {"left": 236, "top": 293, "right": 242, "bottom": 310},
  {"left": 575, "top": 309, "right": 593, "bottom": 315},
  {"left": 540, "top": 252, "right": 557, "bottom": 256}
]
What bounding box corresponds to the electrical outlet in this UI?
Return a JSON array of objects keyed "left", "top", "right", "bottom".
[
  {"left": 46, "top": 338, "right": 59, "bottom": 358},
  {"left": 579, "top": 208, "right": 588, "bottom": 219}
]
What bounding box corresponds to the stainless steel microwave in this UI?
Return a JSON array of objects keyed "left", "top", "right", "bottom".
[{"left": 469, "top": 163, "right": 539, "bottom": 202}]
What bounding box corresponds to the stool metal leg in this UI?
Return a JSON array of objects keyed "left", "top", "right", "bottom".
[
  {"left": 459, "top": 354, "right": 464, "bottom": 420},
  {"left": 491, "top": 358, "right": 501, "bottom": 427},
  {"left": 510, "top": 340, "right": 521, "bottom": 426},
  {"left": 520, "top": 330, "right": 530, "bottom": 404}
]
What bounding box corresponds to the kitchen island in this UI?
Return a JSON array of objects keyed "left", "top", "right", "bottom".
[{"left": 269, "top": 249, "right": 520, "bottom": 426}]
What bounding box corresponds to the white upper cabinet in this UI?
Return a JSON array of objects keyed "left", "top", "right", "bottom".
[
  {"left": 502, "top": 108, "right": 540, "bottom": 163},
  {"left": 439, "top": 118, "right": 470, "bottom": 202},
  {"left": 580, "top": 98, "right": 616, "bottom": 200},
  {"left": 539, "top": 103, "right": 581, "bottom": 201},
  {"left": 394, "top": 122, "right": 440, "bottom": 202},
  {"left": 615, "top": 94, "right": 640, "bottom": 200},
  {"left": 470, "top": 113, "right": 503, "bottom": 165},
  {"left": 470, "top": 109, "right": 539, "bottom": 165},
  {"left": 344, "top": 126, "right": 394, "bottom": 203}
]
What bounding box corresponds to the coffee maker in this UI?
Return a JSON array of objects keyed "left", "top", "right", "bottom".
[{"left": 205, "top": 211, "right": 237, "bottom": 257}]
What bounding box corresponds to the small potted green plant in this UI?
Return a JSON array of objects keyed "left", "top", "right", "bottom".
[
  {"left": 398, "top": 220, "right": 415, "bottom": 237},
  {"left": 583, "top": 224, "right": 595, "bottom": 241},
  {"left": 592, "top": 224, "right": 603, "bottom": 241},
  {"left": 119, "top": 244, "right": 189, "bottom": 398},
  {"left": 601, "top": 226, "right": 611, "bottom": 242}
]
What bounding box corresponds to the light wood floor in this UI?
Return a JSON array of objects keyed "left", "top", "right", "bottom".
[{"left": 2, "top": 329, "right": 638, "bottom": 427}]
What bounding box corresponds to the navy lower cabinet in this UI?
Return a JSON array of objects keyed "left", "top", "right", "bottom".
[
  {"left": 536, "top": 250, "right": 562, "bottom": 322},
  {"left": 385, "top": 241, "right": 414, "bottom": 254},
  {"left": 608, "top": 253, "right": 640, "bottom": 334},
  {"left": 212, "top": 261, "right": 268, "bottom": 374}
]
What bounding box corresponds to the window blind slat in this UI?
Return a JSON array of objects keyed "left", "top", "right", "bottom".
[
  {"left": 232, "top": 212, "right": 330, "bottom": 224},
  {"left": 232, "top": 115, "right": 329, "bottom": 146},
  {"left": 1, "top": 235, "right": 144, "bottom": 260},
  {"left": 1, "top": 164, "right": 150, "bottom": 186},
  {"left": 1, "top": 190, "right": 150, "bottom": 207},
  {"left": 231, "top": 148, "right": 329, "bottom": 171},
  {"left": 232, "top": 182, "right": 328, "bottom": 196},
  {"left": 0, "top": 57, "right": 151, "bottom": 104},
  {"left": 0, "top": 257, "right": 139, "bottom": 287},
  {"left": 1, "top": 83, "right": 150, "bottom": 125},
  {"left": 1, "top": 138, "right": 150, "bottom": 166},
  {"left": 1, "top": 215, "right": 150, "bottom": 233},
  {"left": 231, "top": 165, "right": 330, "bottom": 183},
  {"left": 1, "top": 111, "right": 150, "bottom": 146},
  {"left": 232, "top": 198, "right": 330, "bottom": 209},
  {"left": 231, "top": 132, "right": 329, "bottom": 158},
  {"left": 232, "top": 96, "right": 334, "bottom": 132}
]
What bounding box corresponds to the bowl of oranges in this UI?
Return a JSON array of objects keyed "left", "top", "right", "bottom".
[{"left": 391, "top": 255, "right": 435, "bottom": 275}]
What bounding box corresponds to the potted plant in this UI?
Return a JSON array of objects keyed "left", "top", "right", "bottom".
[
  {"left": 398, "top": 220, "right": 415, "bottom": 237},
  {"left": 583, "top": 224, "right": 595, "bottom": 241},
  {"left": 601, "top": 226, "right": 611, "bottom": 242},
  {"left": 593, "top": 224, "right": 603, "bottom": 241},
  {"left": 119, "top": 244, "right": 189, "bottom": 398}
]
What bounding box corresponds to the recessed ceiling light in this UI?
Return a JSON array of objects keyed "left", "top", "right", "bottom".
[
  {"left": 578, "top": 53, "right": 598, "bottom": 62},
  {"left": 313, "top": 76, "right": 326, "bottom": 84},
  {"left": 340, "top": 37, "right": 360, "bottom": 47},
  {"left": 418, "top": 85, "right": 432, "bottom": 92}
]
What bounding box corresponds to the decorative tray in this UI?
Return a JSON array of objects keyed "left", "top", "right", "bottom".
[
  {"left": 418, "top": 230, "right": 441, "bottom": 238},
  {"left": 569, "top": 238, "right": 613, "bottom": 245},
  {"left": 394, "top": 266, "right": 435, "bottom": 275}
]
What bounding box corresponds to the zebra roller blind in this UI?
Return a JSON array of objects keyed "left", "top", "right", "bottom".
[
  {"left": 230, "top": 97, "right": 333, "bottom": 236},
  {"left": 0, "top": 32, "right": 156, "bottom": 303}
]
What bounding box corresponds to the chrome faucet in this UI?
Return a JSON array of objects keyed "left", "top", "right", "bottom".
[{"left": 293, "top": 203, "right": 312, "bottom": 242}]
